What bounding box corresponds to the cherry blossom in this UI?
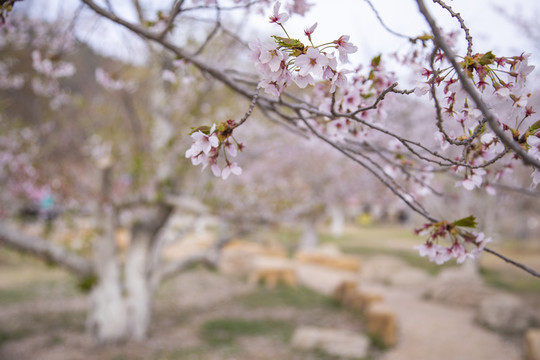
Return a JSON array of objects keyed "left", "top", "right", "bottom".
[
  {"left": 269, "top": 1, "right": 289, "bottom": 24},
  {"left": 95, "top": 68, "right": 136, "bottom": 92},
  {"left": 189, "top": 125, "right": 219, "bottom": 155},
  {"left": 414, "top": 217, "right": 493, "bottom": 265},
  {"left": 222, "top": 162, "right": 242, "bottom": 179},
  {"left": 259, "top": 42, "right": 287, "bottom": 72},
  {"left": 295, "top": 47, "right": 329, "bottom": 77},
  {"left": 185, "top": 121, "right": 245, "bottom": 179},
  {"left": 333, "top": 35, "right": 358, "bottom": 63},
  {"left": 455, "top": 168, "right": 486, "bottom": 190},
  {"left": 304, "top": 22, "right": 317, "bottom": 42}
]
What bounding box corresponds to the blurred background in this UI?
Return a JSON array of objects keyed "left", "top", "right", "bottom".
[{"left": 1, "top": 0, "right": 539, "bottom": 359}]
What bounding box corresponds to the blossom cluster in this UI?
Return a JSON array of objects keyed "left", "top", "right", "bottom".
[
  {"left": 32, "top": 50, "right": 75, "bottom": 78},
  {"left": 95, "top": 68, "right": 137, "bottom": 92},
  {"left": 414, "top": 49, "right": 539, "bottom": 189},
  {"left": 414, "top": 216, "right": 491, "bottom": 264},
  {"left": 302, "top": 55, "right": 396, "bottom": 142},
  {"left": 528, "top": 133, "right": 540, "bottom": 186},
  {"left": 185, "top": 120, "right": 244, "bottom": 179},
  {"left": 251, "top": 2, "right": 400, "bottom": 147},
  {"left": 250, "top": 2, "right": 357, "bottom": 97},
  {"left": 0, "top": 14, "right": 78, "bottom": 109}
]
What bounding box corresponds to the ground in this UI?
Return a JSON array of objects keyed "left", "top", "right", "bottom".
[{"left": 0, "top": 225, "right": 539, "bottom": 360}]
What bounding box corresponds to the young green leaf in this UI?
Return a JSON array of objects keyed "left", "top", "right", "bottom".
[{"left": 453, "top": 215, "right": 478, "bottom": 228}]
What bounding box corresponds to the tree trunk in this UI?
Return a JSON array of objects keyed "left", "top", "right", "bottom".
[
  {"left": 124, "top": 203, "right": 174, "bottom": 341},
  {"left": 87, "top": 163, "right": 128, "bottom": 343},
  {"left": 87, "top": 205, "right": 127, "bottom": 344},
  {"left": 299, "top": 219, "right": 319, "bottom": 251},
  {"left": 124, "top": 230, "right": 152, "bottom": 341},
  {"left": 328, "top": 205, "right": 345, "bottom": 237}
]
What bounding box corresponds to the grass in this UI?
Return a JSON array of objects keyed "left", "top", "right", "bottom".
[
  {"left": 0, "top": 275, "right": 79, "bottom": 305},
  {"left": 0, "top": 327, "right": 29, "bottom": 345},
  {"left": 479, "top": 266, "right": 540, "bottom": 293},
  {"left": 200, "top": 317, "right": 294, "bottom": 346},
  {"left": 0, "top": 309, "right": 86, "bottom": 346},
  {"left": 236, "top": 284, "right": 338, "bottom": 309},
  {"left": 340, "top": 244, "right": 456, "bottom": 276},
  {"left": 319, "top": 225, "right": 419, "bottom": 245}
]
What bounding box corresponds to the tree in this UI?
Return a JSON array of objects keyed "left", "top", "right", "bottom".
[
  {"left": 1, "top": 0, "right": 540, "bottom": 345},
  {"left": 0, "top": 8, "right": 247, "bottom": 343}
]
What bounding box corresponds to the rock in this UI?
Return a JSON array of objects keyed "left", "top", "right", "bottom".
[
  {"left": 248, "top": 257, "right": 296, "bottom": 288},
  {"left": 218, "top": 240, "right": 287, "bottom": 275},
  {"left": 357, "top": 288, "right": 384, "bottom": 312},
  {"left": 388, "top": 267, "right": 430, "bottom": 287},
  {"left": 359, "top": 255, "right": 409, "bottom": 284},
  {"left": 425, "top": 266, "right": 494, "bottom": 307},
  {"left": 295, "top": 244, "right": 361, "bottom": 272},
  {"left": 295, "top": 263, "right": 356, "bottom": 296},
  {"left": 366, "top": 303, "right": 398, "bottom": 347},
  {"left": 476, "top": 293, "right": 530, "bottom": 332},
  {"left": 526, "top": 328, "right": 540, "bottom": 360},
  {"left": 333, "top": 280, "right": 360, "bottom": 307},
  {"left": 291, "top": 326, "right": 369, "bottom": 359}
]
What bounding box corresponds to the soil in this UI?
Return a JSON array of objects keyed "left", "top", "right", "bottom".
[{"left": 0, "top": 246, "right": 533, "bottom": 360}]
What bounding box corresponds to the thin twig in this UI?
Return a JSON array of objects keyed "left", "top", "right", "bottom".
[
  {"left": 233, "top": 87, "right": 259, "bottom": 129},
  {"left": 484, "top": 248, "right": 540, "bottom": 278},
  {"left": 363, "top": 0, "right": 413, "bottom": 40},
  {"left": 432, "top": 0, "right": 473, "bottom": 57}
]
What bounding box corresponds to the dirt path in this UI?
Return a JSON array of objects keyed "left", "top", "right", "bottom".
[
  {"left": 380, "top": 287, "right": 521, "bottom": 360},
  {"left": 295, "top": 258, "right": 523, "bottom": 360},
  {"left": 0, "top": 246, "right": 527, "bottom": 360}
]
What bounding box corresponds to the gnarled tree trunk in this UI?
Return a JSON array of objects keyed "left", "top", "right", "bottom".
[
  {"left": 87, "top": 164, "right": 127, "bottom": 343},
  {"left": 124, "top": 203, "right": 173, "bottom": 341}
]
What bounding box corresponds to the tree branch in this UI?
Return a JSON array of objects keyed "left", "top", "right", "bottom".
[
  {"left": 0, "top": 223, "right": 94, "bottom": 278},
  {"left": 150, "top": 228, "right": 243, "bottom": 290},
  {"left": 484, "top": 247, "right": 540, "bottom": 278},
  {"left": 416, "top": 0, "right": 540, "bottom": 170}
]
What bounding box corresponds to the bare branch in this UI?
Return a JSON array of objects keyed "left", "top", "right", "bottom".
[
  {"left": 192, "top": 6, "right": 221, "bottom": 56},
  {"left": 151, "top": 228, "right": 244, "bottom": 289},
  {"left": 363, "top": 0, "right": 413, "bottom": 40},
  {"left": 297, "top": 113, "right": 438, "bottom": 223},
  {"left": 431, "top": 0, "right": 473, "bottom": 57},
  {"left": 158, "top": 0, "right": 185, "bottom": 39},
  {"left": 0, "top": 223, "right": 94, "bottom": 278},
  {"left": 484, "top": 247, "right": 540, "bottom": 278}
]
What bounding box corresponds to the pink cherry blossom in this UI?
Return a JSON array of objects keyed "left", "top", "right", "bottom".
[
  {"left": 210, "top": 159, "right": 221, "bottom": 177},
  {"left": 474, "top": 232, "right": 492, "bottom": 250},
  {"left": 269, "top": 2, "right": 289, "bottom": 24},
  {"left": 333, "top": 35, "right": 357, "bottom": 63},
  {"left": 189, "top": 126, "right": 219, "bottom": 155},
  {"left": 527, "top": 135, "right": 540, "bottom": 160},
  {"left": 224, "top": 140, "right": 238, "bottom": 157},
  {"left": 286, "top": 0, "right": 312, "bottom": 16},
  {"left": 330, "top": 70, "right": 350, "bottom": 93},
  {"left": 531, "top": 169, "right": 540, "bottom": 187},
  {"left": 414, "top": 242, "right": 437, "bottom": 258},
  {"left": 222, "top": 162, "right": 242, "bottom": 179},
  {"left": 304, "top": 22, "right": 317, "bottom": 41},
  {"left": 259, "top": 43, "right": 287, "bottom": 72},
  {"left": 432, "top": 245, "right": 452, "bottom": 264},
  {"left": 295, "top": 47, "right": 329, "bottom": 77},
  {"left": 456, "top": 169, "right": 486, "bottom": 191},
  {"left": 294, "top": 73, "right": 315, "bottom": 88}
]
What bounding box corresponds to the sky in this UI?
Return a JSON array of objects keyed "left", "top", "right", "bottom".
[
  {"left": 259, "top": 0, "right": 540, "bottom": 67},
  {"left": 17, "top": 0, "right": 540, "bottom": 69}
]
